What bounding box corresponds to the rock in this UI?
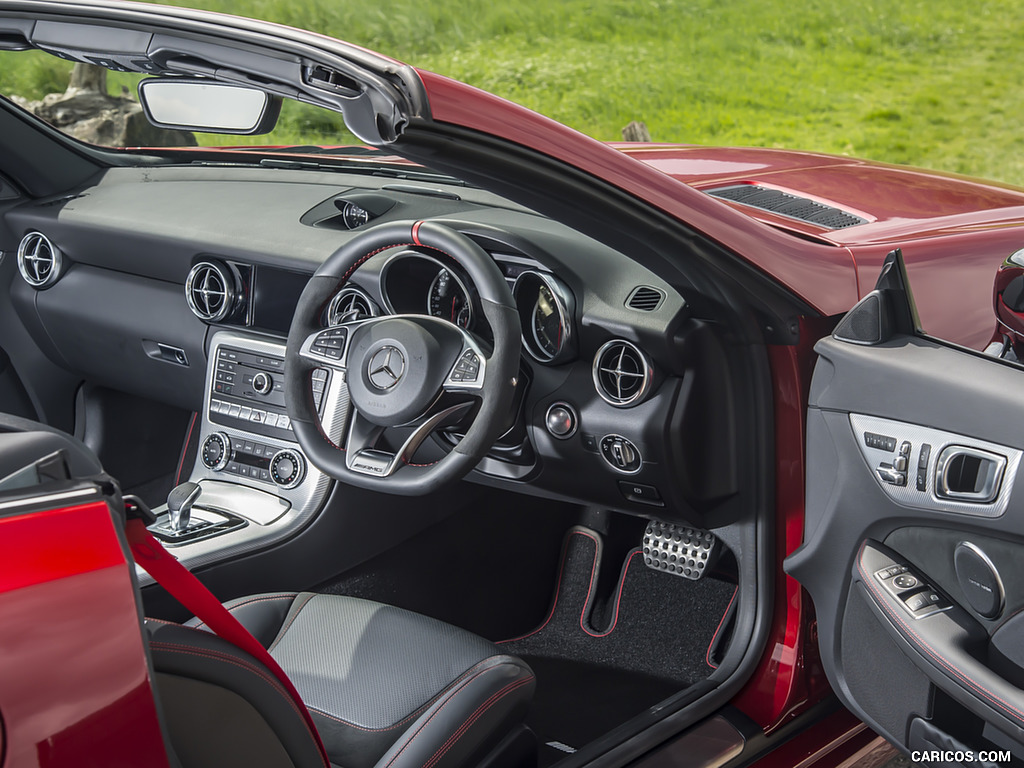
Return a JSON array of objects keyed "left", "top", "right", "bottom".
[
  {"left": 10, "top": 64, "right": 197, "bottom": 148},
  {"left": 622, "top": 120, "right": 652, "bottom": 142}
]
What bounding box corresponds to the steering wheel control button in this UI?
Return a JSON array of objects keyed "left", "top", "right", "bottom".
[
  {"left": 545, "top": 402, "right": 577, "bottom": 438},
  {"left": 954, "top": 541, "right": 1005, "bottom": 619},
  {"left": 309, "top": 327, "right": 349, "bottom": 361},
  {"left": 642, "top": 521, "right": 719, "bottom": 580},
  {"left": 270, "top": 449, "right": 305, "bottom": 489},
  {"left": 201, "top": 432, "right": 232, "bottom": 471},
  {"left": 864, "top": 432, "right": 897, "bottom": 452},
  {"left": 600, "top": 435, "right": 642, "bottom": 474},
  {"left": 450, "top": 350, "right": 482, "bottom": 383}
]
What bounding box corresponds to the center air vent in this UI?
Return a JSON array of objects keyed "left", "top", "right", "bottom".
[
  {"left": 327, "top": 286, "right": 378, "bottom": 324},
  {"left": 17, "top": 232, "right": 63, "bottom": 289},
  {"left": 592, "top": 340, "right": 653, "bottom": 407},
  {"left": 185, "top": 261, "right": 235, "bottom": 322},
  {"left": 706, "top": 184, "right": 868, "bottom": 230},
  {"left": 626, "top": 286, "right": 665, "bottom": 312}
]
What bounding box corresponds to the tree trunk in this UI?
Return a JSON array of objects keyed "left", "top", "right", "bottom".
[
  {"left": 621, "top": 120, "right": 652, "bottom": 142},
  {"left": 67, "top": 63, "right": 107, "bottom": 94}
]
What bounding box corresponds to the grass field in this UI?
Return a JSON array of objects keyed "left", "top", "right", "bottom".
[{"left": 3, "top": 0, "right": 1024, "bottom": 185}]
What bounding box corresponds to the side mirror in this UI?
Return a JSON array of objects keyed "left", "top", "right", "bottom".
[
  {"left": 992, "top": 249, "right": 1024, "bottom": 359},
  {"left": 138, "top": 79, "right": 282, "bottom": 135}
]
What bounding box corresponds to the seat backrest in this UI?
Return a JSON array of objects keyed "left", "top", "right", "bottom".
[{"left": 145, "top": 620, "right": 326, "bottom": 768}]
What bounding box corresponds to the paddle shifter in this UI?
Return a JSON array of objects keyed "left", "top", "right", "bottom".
[{"left": 167, "top": 481, "right": 201, "bottom": 533}]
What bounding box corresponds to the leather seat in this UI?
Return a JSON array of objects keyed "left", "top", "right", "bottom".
[{"left": 147, "top": 592, "right": 535, "bottom": 768}]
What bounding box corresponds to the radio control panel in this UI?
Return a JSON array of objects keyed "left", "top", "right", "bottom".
[{"left": 208, "top": 345, "right": 329, "bottom": 440}]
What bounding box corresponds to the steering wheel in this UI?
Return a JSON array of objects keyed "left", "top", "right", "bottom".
[{"left": 285, "top": 220, "right": 521, "bottom": 495}]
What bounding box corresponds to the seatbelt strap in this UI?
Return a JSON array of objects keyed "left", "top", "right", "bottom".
[{"left": 126, "top": 518, "right": 330, "bottom": 767}]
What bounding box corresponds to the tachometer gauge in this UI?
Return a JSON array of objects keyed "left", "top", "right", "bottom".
[
  {"left": 532, "top": 284, "right": 564, "bottom": 359},
  {"left": 428, "top": 268, "right": 473, "bottom": 329},
  {"left": 513, "top": 270, "right": 576, "bottom": 364}
]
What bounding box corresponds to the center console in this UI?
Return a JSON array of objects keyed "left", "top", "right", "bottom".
[{"left": 140, "top": 330, "right": 347, "bottom": 580}]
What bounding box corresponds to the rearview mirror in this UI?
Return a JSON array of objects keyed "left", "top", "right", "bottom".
[{"left": 138, "top": 79, "right": 282, "bottom": 135}]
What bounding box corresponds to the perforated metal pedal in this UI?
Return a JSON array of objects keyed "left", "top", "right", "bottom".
[{"left": 642, "top": 521, "right": 718, "bottom": 580}]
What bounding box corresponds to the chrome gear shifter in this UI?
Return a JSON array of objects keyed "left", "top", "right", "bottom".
[{"left": 167, "top": 481, "right": 201, "bottom": 533}]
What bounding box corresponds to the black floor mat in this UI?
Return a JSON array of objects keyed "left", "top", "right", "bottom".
[
  {"left": 521, "top": 657, "right": 680, "bottom": 763},
  {"left": 498, "top": 527, "right": 737, "bottom": 763}
]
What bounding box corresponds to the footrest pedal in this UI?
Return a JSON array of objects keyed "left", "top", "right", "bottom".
[{"left": 642, "top": 521, "right": 719, "bottom": 580}]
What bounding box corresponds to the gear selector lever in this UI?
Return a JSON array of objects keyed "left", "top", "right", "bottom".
[{"left": 167, "top": 481, "right": 201, "bottom": 533}]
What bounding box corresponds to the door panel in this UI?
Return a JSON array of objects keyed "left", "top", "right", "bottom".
[{"left": 788, "top": 332, "right": 1024, "bottom": 762}]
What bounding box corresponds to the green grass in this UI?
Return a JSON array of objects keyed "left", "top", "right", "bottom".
[{"left": 3, "top": 0, "right": 1024, "bottom": 184}]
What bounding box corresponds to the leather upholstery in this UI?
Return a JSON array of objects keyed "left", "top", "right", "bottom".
[{"left": 160, "top": 592, "right": 535, "bottom": 768}]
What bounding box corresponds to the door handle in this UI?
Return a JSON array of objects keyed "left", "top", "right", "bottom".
[{"left": 935, "top": 446, "right": 1006, "bottom": 503}]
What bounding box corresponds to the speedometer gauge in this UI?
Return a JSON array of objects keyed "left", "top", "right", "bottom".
[
  {"left": 513, "top": 270, "right": 576, "bottom": 364},
  {"left": 428, "top": 268, "right": 473, "bottom": 329},
  {"left": 532, "top": 284, "right": 563, "bottom": 358}
]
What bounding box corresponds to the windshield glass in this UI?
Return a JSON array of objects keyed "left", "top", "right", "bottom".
[{"left": 0, "top": 51, "right": 367, "bottom": 155}]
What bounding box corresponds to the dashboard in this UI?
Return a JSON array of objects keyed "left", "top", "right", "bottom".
[{"left": 3, "top": 163, "right": 739, "bottom": 528}]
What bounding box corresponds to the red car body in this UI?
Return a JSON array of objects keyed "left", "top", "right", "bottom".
[{"left": 3, "top": 4, "right": 1024, "bottom": 768}]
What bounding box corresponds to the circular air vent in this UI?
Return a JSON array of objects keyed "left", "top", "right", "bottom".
[
  {"left": 327, "top": 286, "right": 378, "bottom": 325},
  {"left": 592, "top": 340, "right": 653, "bottom": 407},
  {"left": 17, "top": 232, "right": 63, "bottom": 289},
  {"left": 185, "top": 261, "right": 235, "bottom": 322}
]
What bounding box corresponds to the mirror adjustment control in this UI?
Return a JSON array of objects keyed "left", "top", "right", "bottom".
[{"left": 892, "top": 573, "right": 919, "bottom": 590}]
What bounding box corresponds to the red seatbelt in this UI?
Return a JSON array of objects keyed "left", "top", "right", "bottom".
[{"left": 126, "top": 518, "right": 329, "bottom": 767}]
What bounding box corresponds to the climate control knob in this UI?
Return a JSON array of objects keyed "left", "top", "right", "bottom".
[
  {"left": 201, "top": 432, "right": 232, "bottom": 471},
  {"left": 270, "top": 449, "right": 305, "bottom": 489}
]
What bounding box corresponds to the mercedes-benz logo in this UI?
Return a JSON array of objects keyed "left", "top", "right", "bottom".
[{"left": 367, "top": 345, "right": 406, "bottom": 390}]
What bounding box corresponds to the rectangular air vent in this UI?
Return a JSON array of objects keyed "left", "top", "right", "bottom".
[
  {"left": 706, "top": 184, "right": 868, "bottom": 230},
  {"left": 626, "top": 286, "right": 665, "bottom": 311}
]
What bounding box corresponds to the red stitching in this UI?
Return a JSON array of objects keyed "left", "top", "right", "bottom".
[
  {"left": 422, "top": 676, "right": 534, "bottom": 768},
  {"left": 581, "top": 548, "right": 641, "bottom": 638},
  {"left": 857, "top": 556, "right": 1024, "bottom": 725},
  {"left": 382, "top": 665, "right": 534, "bottom": 768},
  {"left": 151, "top": 640, "right": 322, "bottom": 754},
  {"left": 706, "top": 587, "right": 739, "bottom": 669},
  {"left": 303, "top": 657, "right": 505, "bottom": 732},
  {"left": 340, "top": 243, "right": 415, "bottom": 283},
  {"left": 190, "top": 593, "right": 297, "bottom": 632},
  {"left": 497, "top": 530, "right": 599, "bottom": 644},
  {"left": 268, "top": 593, "right": 317, "bottom": 652},
  {"left": 174, "top": 412, "right": 198, "bottom": 486}
]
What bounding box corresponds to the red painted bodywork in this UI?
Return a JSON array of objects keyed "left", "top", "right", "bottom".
[
  {"left": 732, "top": 319, "right": 834, "bottom": 732},
  {"left": 415, "top": 70, "right": 860, "bottom": 318},
  {"left": 417, "top": 69, "right": 1024, "bottom": 349},
  {"left": 11, "top": 14, "right": 1024, "bottom": 763},
  {"left": 0, "top": 501, "right": 170, "bottom": 768}
]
